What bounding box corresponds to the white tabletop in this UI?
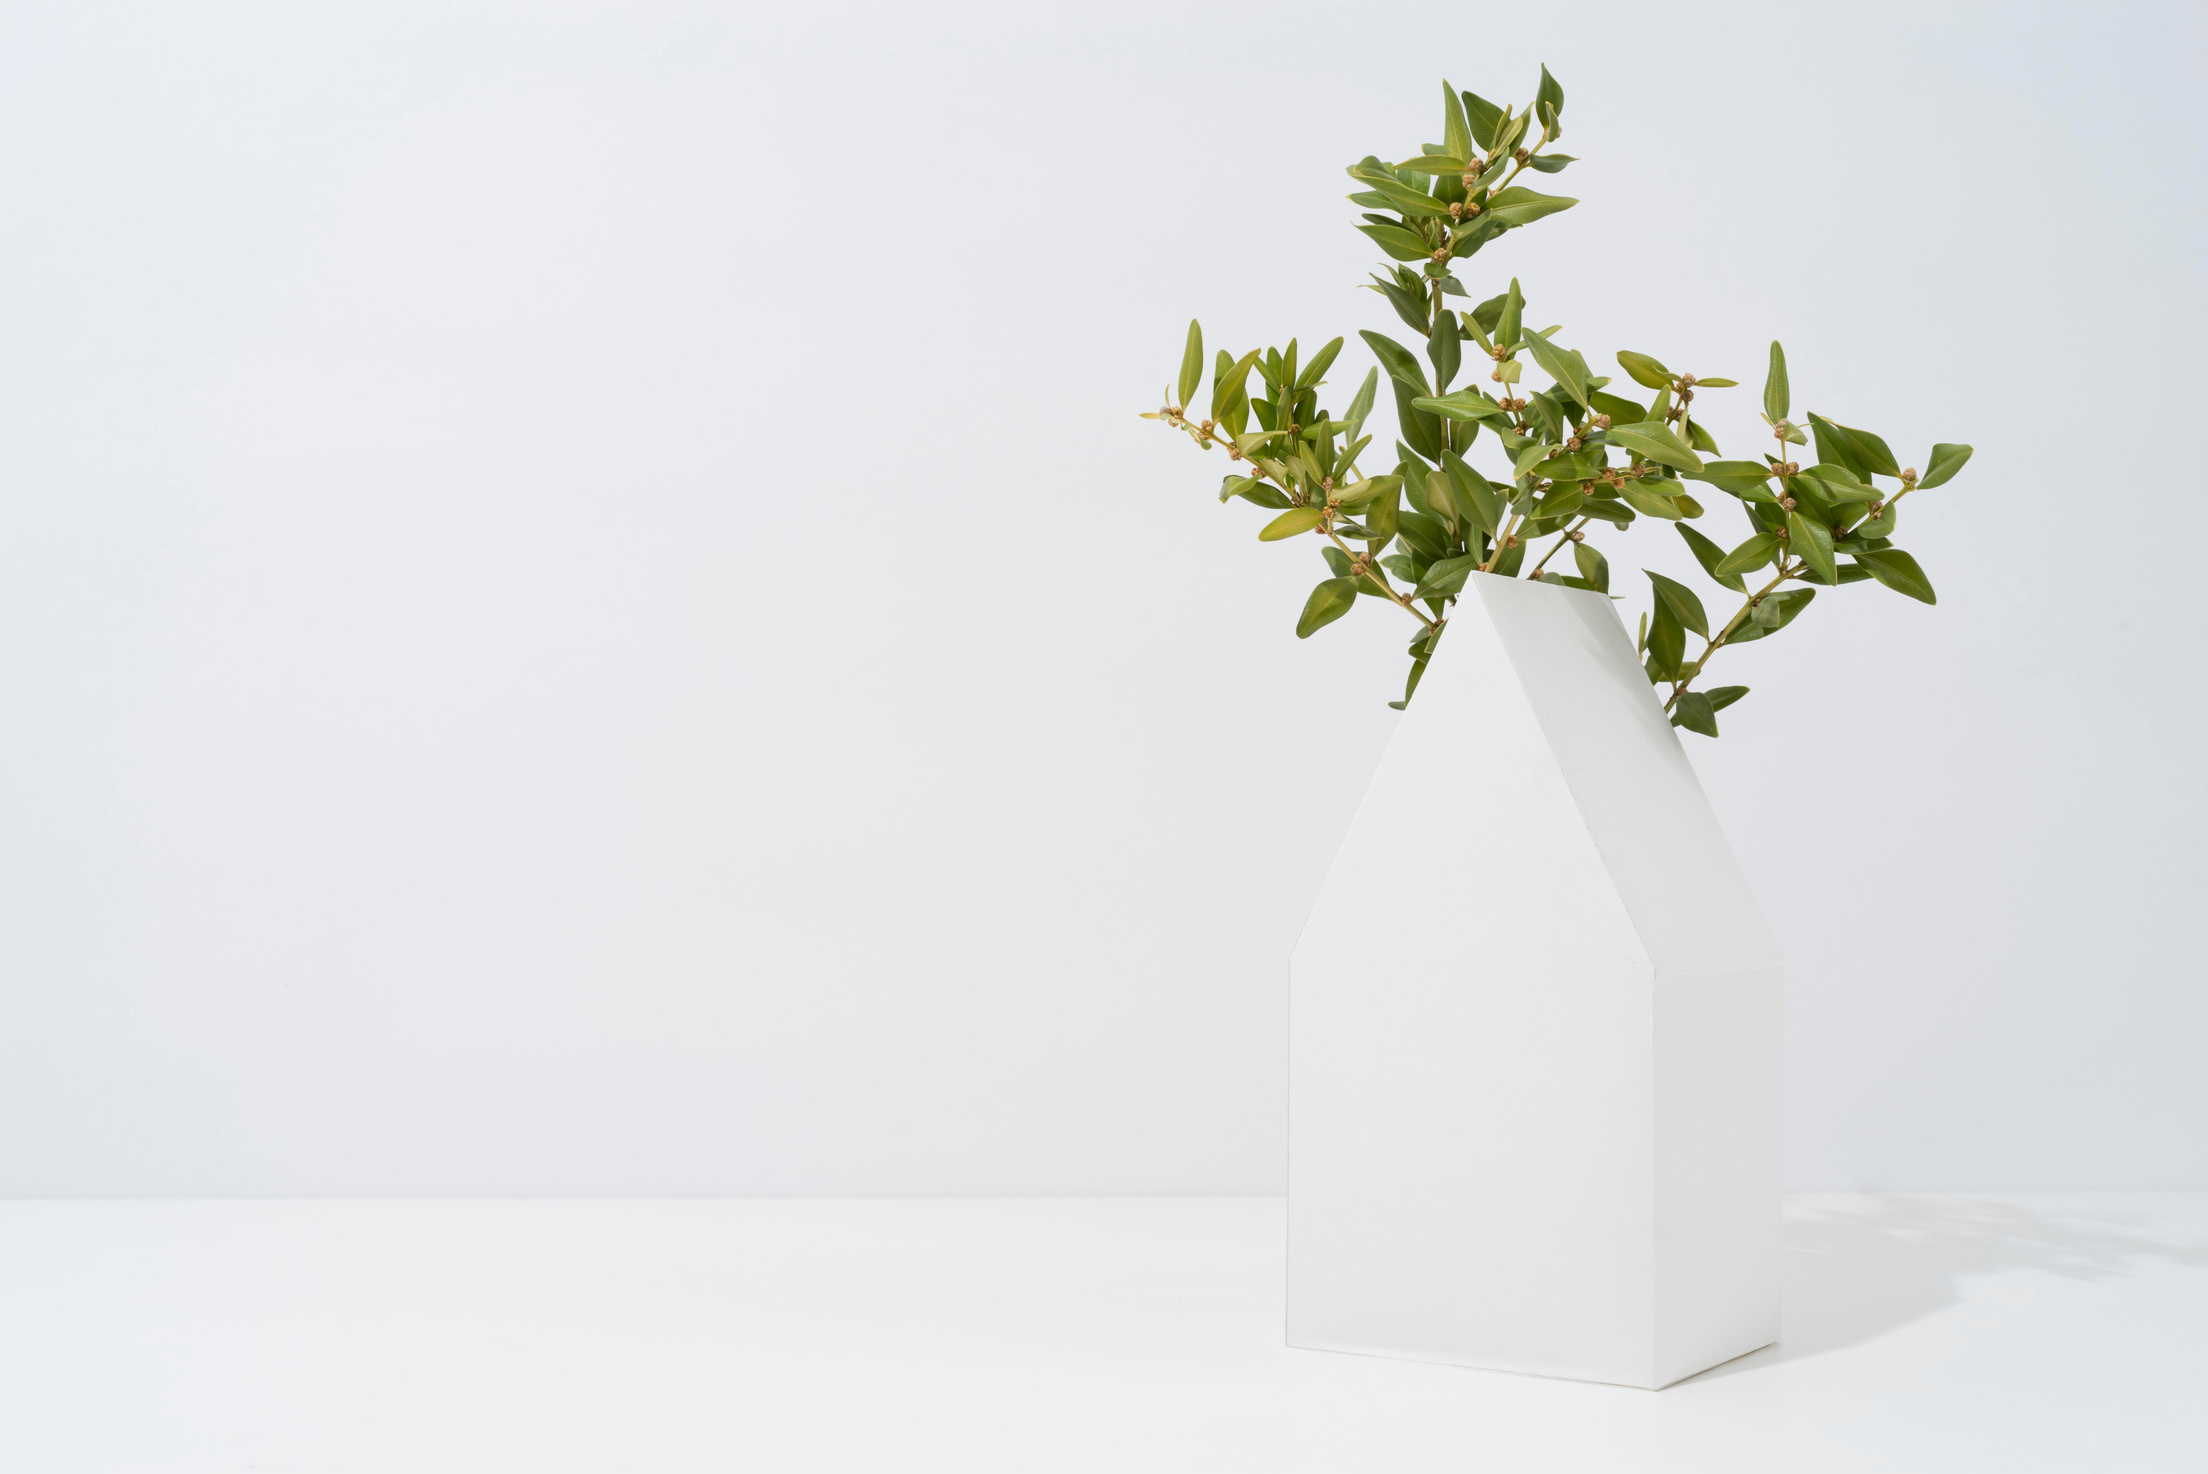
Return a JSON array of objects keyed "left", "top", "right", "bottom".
[{"left": 3, "top": 1193, "right": 2202, "bottom": 1471}]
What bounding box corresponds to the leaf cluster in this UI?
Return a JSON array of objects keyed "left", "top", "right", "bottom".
[{"left": 1142, "top": 70, "right": 1972, "bottom": 734}]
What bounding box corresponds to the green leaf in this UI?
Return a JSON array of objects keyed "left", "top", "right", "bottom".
[
  {"left": 1616, "top": 350, "right": 1672, "bottom": 391},
  {"left": 1394, "top": 153, "right": 1469, "bottom": 176},
  {"left": 1620, "top": 482, "right": 1686, "bottom": 520},
  {"left": 1678, "top": 523, "right": 1746, "bottom": 592},
  {"left": 1414, "top": 552, "right": 1483, "bottom": 600},
  {"left": 1497, "top": 278, "right": 1523, "bottom": 347},
  {"left": 1470, "top": 292, "right": 1508, "bottom": 338},
  {"left": 1589, "top": 390, "right": 1647, "bottom": 425},
  {"left": 1322, "top": 545, "right": 1353, "bottom": 578},
  {"left": 1573, "top": 540, "right": 1609, "bottom": 591},
  {"left": 1522, "top": 328, "right": 1589, "bottom": 409},
  {"left": 1359, "top": 330, "right": 1430, "bottom": 395},
  {"left": 1177, "top": 321, "right": 1203, "bottom": 409},
  {"left": 1442, "top": 81, "right": 1474, "bottom": 162},
  {"left": 1412, "top": 390, "right": 1508, "bottom": 423},
  {"left": 1535, "top": 486, "right": 1585, "bottom": 520},
  {"left": 1696, "top": 377, "right": 1738, "bottom": 388},
  {"left": 1390, "top": 376, "right": 1443, "bottom": 460},
  {"left": 1853, "top": 502, "right": 1897, "bottom": 540},
  {"left": 1604, "top": 423, "right": 1702, "bottom": 473},
  {"left": 1685, "top": 418, "right": 1719, "bottom": 454},
  {"left": 1763, "top": 341, "right": 1789, "bottom": 423},
  {"left": 1645, "top": 568, "right": 1709, "bottom": 638},
  {"left": 1259, "top": 506, "right": 1325, "bottom": 541},
  {"left": 1461, "top": 90, "right": 1503, "bottom": 151},
  {"left": 1706, "top": 685, "right": 1749, "bottom": 712},
  {"left": 1443, "top": 450, "right": 1503, "bottom": 536},
  {"left": 1647, "top": 600, "right": 1685, "bottom": 679},
  {"left": 1335, "top": 473, "right": 1402, "bottom": 508},
  {"left": 1806, "top": 414, "right": 1865, "bottom": 478},
  {"left": 1671, "top": 691, "right": 1718, "bottom": 737},
  {"left": 1840, "top": 422, "right": 1900, "bottom": 477},
  {"left": 1855, "top": 548, "right": 1937, "bottom": 604},
  {"left": 1295, "top": 337, "right": 1344, "bottom": 394},
  {"left": 1715, "top": 531, "right": 1781, "bottom": 577},
  {"left": 1786, "top": 509, "right": 1836, "bottom": 583},
  {"left": 1485, "top": 186, "right": 1578, "bottom": 227},
  {"left": 1342, "top": 368, "right": 1380, "bottom": 435},
  {"left": 1918, "top": 442, "right": 1973, "bottom": 489},
  {"left": 1526, "top": 153, "right": 1575, "bottom": 173},
  {"left": 1577, "top": 495, "right": 1633, "bottom": 528},
  {"left": 1428, "top": 310, "right": 1462, "bottom": 392},
  {"left": 1362, "top": 484, "right": 1400, "bottom": 543},
  {"left": 1423, "top": 469, "right": 1459, "bottom": 525},
  {"left": 1728, "top": 588, "right": 1814, "bottom": 643},
  {"left": 1684, "top": 460, "right": 1778, "bottom": 499},
  {"left": 1297, "top": 577, "right": 1360, "bottom": 638},
  {"left": 1535, "top": 64, "right": 1565, "bottom": 138},
  {"left": 1211, "top": 348, "right": 1261, "bottom": 421},
  {"left": 1356, "top": 221, "right": 1435, "bottom": 261}
]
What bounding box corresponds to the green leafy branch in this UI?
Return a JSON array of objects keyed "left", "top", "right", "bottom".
[{"left": 1141, "top": 69, "right": 1973, "bottom": 734}]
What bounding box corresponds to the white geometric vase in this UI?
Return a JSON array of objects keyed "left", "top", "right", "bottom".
[{"left": 1286, "top": 573, "right": 1783, "bottom": 1389}]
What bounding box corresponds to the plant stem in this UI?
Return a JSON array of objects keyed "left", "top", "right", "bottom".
[
  {"left": 1527, "top": 516, "right": 1591, "bottom": 576},
  {"left": 1325, "top": 526, "right": 1438, "bottom": 630},
  {"left": 1663, "top": 562, "right": 1795, "bottom": 713}
]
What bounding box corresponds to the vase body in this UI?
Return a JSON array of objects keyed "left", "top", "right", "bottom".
[{"left": 1286, "top": 574, "right": 1782, "bottom": 1390}]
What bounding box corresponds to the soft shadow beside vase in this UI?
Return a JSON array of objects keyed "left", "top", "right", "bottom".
[{"left": 1286, "top": 573, "right": 1782, "bottom": 1390}]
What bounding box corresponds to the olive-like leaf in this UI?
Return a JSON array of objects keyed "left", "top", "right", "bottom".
[
  {"left": 1573, "top": 540, "right": 1609, "bottom": 591},
  {"left": 1715, "top": 531, "right": 1781, "bottom": 577},
  {"left": 1855, "top": 548, "right": 1937, "bottom": 604},
  {"left": 1645, "top": 568, "right": 1709, "bottom": 638},
  {"left": 1259, "top": 506, "right": 1326, "bottom": 541},
  {"left": 1616, "top": 350, "right": 1672, "bottom": 390},
  {"left": 1671, "top": 691, "right": 1718, "bottom": 737},
  {"left": 1414, "top": 553, "right": 1483, "bottom": 601},
  {"left": 1295, "top": 336, "right": 1344, "bottom": 394},
  {"left": 1918, "top": 442, "right": 1973, "bottom": 489},
  {"left": 1441, "top": 81, "right": 1474, "bottom": 162},
  {"left": 1335, "top": 473, "right": 1402, "bottom": 508},
  {"left": 1178, "top": 320, "right": 1203, "bottom": 409},
  {"left": 1484, "top": 186, "right": 1578, "bottom": 226},
  {"left": 1356, "top": 221, "right": 1434, "bottom": 260},
  {"left": 1604, "top": 423, "right": 1702, "bottom": 473},
  {"left": 1786, "top": 509, "right": 1837, "bottom": 584},
  {"left": 1678, "top": 523, "right": 1745, "bottom": 592},
  {"left": 1706, "top": 684, "right": 1749, "bottom": 712},
  {"left": 1619, "top": 482, "right": 1686, "bottom": 520},
  {"left": 1296, "top": 577, "right": 1360, "bottom": 637},
  {"left": 1763, "top": 340, "right": 1789, "bottom": 423}
]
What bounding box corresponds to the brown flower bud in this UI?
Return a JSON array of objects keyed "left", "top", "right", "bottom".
[
  {"left": 1781, "top": 497, "right": 1797, "bottom": 510},
  {"left": 1679, "top": 374, "right": 1697, "bottom": 387},
  {"left": 1512, "top": 147, "right": 1529, "bottom": 164},
  {"left": 1901, "top": 467, "right": 1920, "bottom": 487},
  {"left": 1504, "top": 534, "right": 1519, "bottom": 548},
  {"left": 1568, "top": 529, "right": 1586, "bottom": 543},
  {"left": 1594, "top": 414, "right": 1612, "bottom": 430}
]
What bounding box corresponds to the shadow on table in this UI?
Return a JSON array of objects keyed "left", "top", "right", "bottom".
[{"left": 1687, "top": 1195, "right": 2208, "bottom": 1384}]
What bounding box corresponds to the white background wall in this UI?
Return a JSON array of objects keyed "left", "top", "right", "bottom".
[{"left": 1, "top": 0, "right": 2200, "bottom": 1196}]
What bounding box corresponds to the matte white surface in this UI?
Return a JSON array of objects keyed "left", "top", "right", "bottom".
[
  {"left": 2, "top": 3, "right": 2204, "bottom": 1197},
  {"left": 2, "top": 1195, "right": 2201, "bottom": 1472},
  {"left": 1290, "top": 578, "right": 1779, "bottom": 1386}
]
